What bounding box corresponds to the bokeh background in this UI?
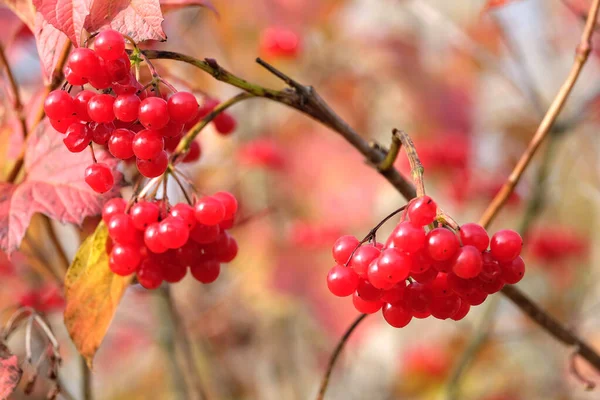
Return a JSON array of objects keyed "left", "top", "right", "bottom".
[{"left": 2, "top": 0, "right": 600, "bottom": 399}]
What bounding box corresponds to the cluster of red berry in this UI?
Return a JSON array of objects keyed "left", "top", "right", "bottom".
[
  {"left": 101, "top": 192, "right": 239, "bottom": 289},
  {"left": 327, "top": 196, "right": 525, "bottom": 327},
  {"left": 42, "top": 29, "right": 237, "bottom": 194}
]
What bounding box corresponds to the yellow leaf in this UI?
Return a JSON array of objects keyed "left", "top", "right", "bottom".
[{"left": 63, "top": 222, "right": 132, "bottom": 368}]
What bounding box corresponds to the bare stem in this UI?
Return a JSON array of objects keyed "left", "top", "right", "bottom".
[
  {"left": 316, "top": 314, "right": 368, "bottom": 400},
  {"left": 377, "top": 132, "right": 401, "bottom": 172},
  {"left": 80, "top": 355, "right": 93, "bottom": 400},
  {"left": 392, "top": 129, "right": 425, "bottom": 197}
]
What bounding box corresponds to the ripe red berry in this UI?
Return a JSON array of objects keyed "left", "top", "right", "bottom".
[
  {"left": 73, "top": 90, "right": 95, "bottom": 121},
  {"left": 108, "top": 128, "right": 135, "bottom": 159},
  {"left": 327, "top": 264, "right": 359, "bottom": 297},
  {"left": 87, "top": 60, "right": 112, "bottom": 89},
  {"left": 63, "top": 122, "right": 92, "bottom": 152},
  {"left": 90, "top": 123, "right": 114, "bottom": 145},
  {"left": 217, "top": 233, "right": 238, "bottom": 263},
  {"left": 332, "top": 235, "right": 360, "bottom": 265},
  {"left": 490, "top": 229, "right": 523, "bottom": 262},
  {"left": 162, "top": 260, "right": 187, "bottom": 283},
  {"left": 170, "top": 203, "right": 197, "bottom": 229},
  {"left": 158, "top": 217, "right": 189, "bottom": 249},
  {"left": 132, "top": 129, "right": 164, "bottom": 160},
  {"left": 190, "top": 260, "right": 220, "bottom": 283},
  {"left": 102, "top": 198, "right": 126, "bottom": 225},
  {"left": 144, "top": 222, "right": 168, "bottom": 254},
  {"left": 195, "top": 196, "right": 226, "bottom": 226},
  {"left": 190, "top": 223, "right": 220, "bottom": 244},
  {"left": 137, "top": 258, "right": 163, "bottom": 289},
  {"left": 157, "top": 120, "right": 184, "bottom": 138},
  {"left": 407, "top": 196, "right": 437, "bottom": 226},
  {"left": 404, "top": 282, "right": 432, "bottom": 314},
  {"left": 139, "top": 97, "right": 170, "bottom": 129},
  {"left": 130, "top": 201, "right": 160, "bottom": 230},
  {"left": 260, "top": 27, "right": 301, "bottom": 58},
  {"left": 44, "top": 90, "right": 75, "bottom": 120},
  {"left": 479, "top": 251, "right": 501, "bottom": 283},
  {"left": 429, "top": 272, "right": 451, "bottom": 297},
  {"left": 136, "top": 151, "right": 168, "bottom": 178},
  {"left": 459, "top": 223, "right": 489, "bottom": 252},
  {"left": 64, "top": 66, "right": 87, "bottom": 86},
  {"left": 50, "top": 117, "right": 77, "bottom": 133},
  {"left": 356, "top": 279, "right": 382, "bottom": 302},
  {"left": 430, "top": 294, "right": 462, "bottom": 320},
  {"left": 500, "top": 256, "right": 525, "bottom": 284},
  {"left": 182, "top": 140, "right": 201, "bottom": 163},
  {"left": 392, "top": 222, "right": 426, "bottom": 253},
  {"left": 85, "top": 163, "right": 114, "bottom": 194},
  {"left": 451, "top": 300, "right": 471, "bottom": 321},
  {"left": 213, "top": 192, "right": 238, "bottom": 220},
  {"left": 376, "top": 248, "right": 412, "bottom": 283},
  {"left": 411, "top": 267, "right": 438, "bottom": 284},
  {"left": 167, "top": 92, "right": 199, "bottom": 123},
  {"left": 67, "top": 48, "right": 100, "bottom": 78},
  {"left": 94, "top": 29, "right": 125, "bottom": 61},
  {"left": 460, "top": 288, "right": 487, "bottom": 306},
  {"left": 164, "top": 134, "right": 182, "bottom": 152},
  {"left": 113, "top": 94, "right": 141, "bottom": 122},
  {"left": 213, "top": 112, "right": 237, "bottom": 135},
  {"left": 367, "top": 260, "right": 395, "bottom": 290},
  {"left": 352, "top": 293, "right": 383, "bottom": 314},
  {"left": 380, "top": 282, "right": 406, "bottom": 304},
  {"left": 452, "top": 245, "right": 483, "bottom": 279},
  {"left": 107, "top": 213, "right": 138, "bottom": 245},
  {"left": 426, "top": 228, "right": 460, "bottom": 261},
  {"left": 109, "top": 244, "right": 141, "bottom": 276},
  {"left": 350, "top": 244, "right": 380, "bottom": 278},
  {"left": 87, "top": 94, "right": 115, "bottom": 123},
  {"left": 382, "top": 303, "right": 412, "bottom": 328},
  {"left": 106, "top": 56, "right": 130, "bottom": 83}
]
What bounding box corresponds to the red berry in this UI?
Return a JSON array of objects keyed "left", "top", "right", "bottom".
[
  {"left": 447, "top": 272, "right": 474, "bottom": 296},
  {"left": 139, "top": 97, "right": 170, "bottom": 129},
  {"left": 195, "top": 196, "right": 226, "bottom": 226},
  {"left": 106, "top": 56, "right": 130, "bottom": 83},
  {"left": 156, "top": 120, "right": 184, "bottom": 138},
  {"left": 459, "top": 223, "right": 489, "bottom": 252},
  {"left": 164, "top": 134, "right": 182, "bottom": 152},
  {"left": 170, "top": 203, "right": 197, "bottom": 229},
  {"left": 107, "top": 213, "right": 138, "bottom": 245},
  {"left": 67, "top": 48, "right": 100, "bottom": 78},
  {"left": 44, "top": 90, "right": 75, "bottom": 120},
  {"left": 356, "top": 279, "right": 382, "bottom": 302},
  {"left": 108, "top": 128, "right": 135, "bottom": 159},
  {"left": 190, "top": 224, "right": 220, "bottom": 244},
  {"left": 213, "top": 112, "right": 236, "bottom": 135},
  {"left": 500, "top": 256, "right": 525, "bottom": 284},
  {"left": 94, "top": 29, "right": 125, "bottom": 61},
  {"left": 158, "top": 217, "right": 189, "bottom": 249},
  {"left": 451, "top": 299, "right": 471, "bottom": 321},
  {"left": 478, "top": 276, "right": 505, "bottom": 294},
  {"left": 85, "top": 163, "right": 114, "bottom": 194},
  {"left": 73, "top": 90, "right": 95, "bottom": 121},
  {"left": 136, "top": 151, "right": 168, "bottom": 178},
  {"left": 182, "top": 140, "right": 201, "bottom": 163},
  {"left": 392, "top": 222, "right": 426, "bottom": 253},
  {"left": 411, "top": 251, "right": 434, "bottom": 273},
  {"left": 411, "top": 267, "right": 438, "bottom": 284},
  {"left": 429, "top": 272, "right": 451, "bottom": 297},
  {"left": 137, "top": 258, "right": 163, "bottom": 289},
  {"left": 167, "top": 92, "right": 199, "bottom": 123},
  {"left": 260, "top": 27, "right": 301, "bottom": 58},
  {"left": 380, "top": 281, "right": 406, "bottom": 304},
  {"left": 213, "top": 191, "right": 238, "bottom": 220},
  {"left": 407, "top": 196, "right": 437, "bottom": 226},
  {"left": 217, "top": 234, "right": 238, "bottom": 262},
  {"left": 90, "top": 123, "right": 114, "bottom": 145},
  {"left": 490, "top": 229, "right": 523, "bottom": 262},
  {"left": 64, "top": 66, "right": 87, "bottom": 86},
  {"left": 452, "top": 245, "right": 483, "bottom": 279},
  {"left": 190, "top": 260, "right": 220, "bottom": 283},
  {"left": 430, "top": 294, "right": 462, "bottom": 320},
  {"left": 350, "top": 244, "right": 380, "bottom": 278},
  {"left": 367, "top": 260, "right": 395, "bottom": 290},
  {"left": 162, "top": 260, "right": 187, "bottom": 283},
  {"left": 87, "top": 59, "right": 112, "bottom": 89},
  {"left": 63, "top": 122, "right": 92, "bottom": 152},
  {"left": 404, "top": 282, "right": 432, "bottom": 314},
  {"left": 132, "top": 129, "right": 164, "bottom": 160},
  {"left": 88, "top": 94, "right": 115, "bottom": 123},
  {"left": 327, "top": 264, "right": 359, "bottom": 297},
  {"left": 376, "top": 248, "right": 411, "bottom": 283},
  {"left": 332, "top": 235, "right": 360, "bottom": 265},
  {"left": 130, "top": 201, "right": 160, "bottom": 230},
  {"left": 50, "top": 117, "right": 77, "bottom": 133},
  {"left": 113, "top": 94, "right": 141, "bottom": 122},
  {"left": 109, "top": 244, "right": 141, "bottom": 275},
  {"left": 479, "top": 251, "right": 502, "bottom": 283},
  {"left": 426, "top": 228, "right": 460, "bottom": 261},
  {"left": 102, "top": 198, "right": 126, "bottom": 225},
  {"left": 352, "top": 293, "right": 383, "bottom": 314},
  {"left": 460, "top": 288, "right": 487, "bottom": 306},
  {"left": 382, "top": 303, "right": 412, "bottom": 328},
  {"left": 144, "top": 222, "right": 168, "bottom": 254}
]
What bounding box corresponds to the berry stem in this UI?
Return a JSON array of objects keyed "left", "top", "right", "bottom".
[
  {"left": 168, "top": 166, "right": 193, "bottom": 205},
  {"left": 478, "top": 0, "right": 600, "bottom": 228},
  {"left": 377, "top": 132, "right": 401, "bottom": 171},
  {"left": 316, "top": 314, "right": 368, "bottom": 400},
  {"left": 392, "top": 129, "right": 425, "bottom": 197}
]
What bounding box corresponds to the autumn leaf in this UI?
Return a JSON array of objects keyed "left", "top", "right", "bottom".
[
  {"left": 33, "top": 12, "right": 69, "bottom": 82},
  {"left": 0, "top": 344, "right": 21, "bottom": 400},
  {"left": 64, "top": 222, "right": 133, "bottom": 368},
  {"left": 160, "top": 0, "right": 217, "bottom": 14},
  {"left": 1, "top": 0, "right": 36, "bottom": 29},
  {"left": 85, "top": 0, "right": 166, "bottom": 42},
  {"left": 32, "top": 0, "right": 90, "bottom": 46},
  {"left": 0, "top": 120, "right": 121, "bottom": 253}
]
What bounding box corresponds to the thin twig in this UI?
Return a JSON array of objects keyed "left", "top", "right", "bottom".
[
  {"left": 80, "top": 355, "right": 93, "bottom": 400},
  {"left": 479, "top": 0, "right": 600, "bottom": 227},
  {"left": 168, "top": 166, "right": 192, "bottom": 205},
  {"left": 316, "top": 314, "right": 368, "bottom": 400},
  {"left": 377, "top": 133, "right": 401, "bottom": 171},
  {"left": 392, "top": 129, "right": 425, "bottom": 196}
]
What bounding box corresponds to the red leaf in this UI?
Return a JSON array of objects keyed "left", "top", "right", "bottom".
[
  {"left": 33, "top": 12, "right": 69, "bottom": 82},
  {"left": 0, "top": 120, "right": 121, "bottom": 254},
  {"left": 159, "top": 0, "right": 216, "bottom": 14},
  {"left": 1, "top": 0, "right": 36, "bottom": 29},
  {"left": 85, "top": 0, "right": 165, "bottom": 42},
  {"left": 32, "top": 0, "right": 91, "bottom": 46},
  {"left": 0, "top": 344, "right": 21, "bottom": 400}
]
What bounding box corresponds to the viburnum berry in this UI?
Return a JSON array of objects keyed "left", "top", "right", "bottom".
[
  {"left": 139, "top": 97, "right": 170, "bottom": 129},
  {"left": 108, "top": 128, "right": 135, "bottom": 159},
  {"left": 167, "top": 92, "right": 199, "bottom": 123},
  {"left": 356, "top": 279, "right": 382, "bottom": 302},
  {"left": 367, "top": 259, "right": 395, "bottom": 290},
  {"left": 479, "top": 251, "right": 501, "bottom": 283},
  {"left": 50, "top": 117, "right": 77, "bottom": 133},
  {"left": 67, "top": 48, "right": 100, "bottom": 78},
  {"left": 382, "top": 303, "right": 412, "bottom": 328},
  {"left": 107, "top": 214, "right": 138, "bottom": 245},
  {"left": 452, "top": 245, "right": 483, "bottom": 279},
  {"left": 144, "top": 222, "right": 168, "bottom": 254},
  {"left": 216, "top": 233, "right": 238, "bottom": 263},
  {"left": 327, "top": 264, "right": 359, "bottom": 297},
  {"left": 63, "top": 122, "right": 92, "bottom": 153},
  {"left": 136, "top": 151, "right": 168, "bottom": 178},
  {"left": 132, "top": 129, "right": 164, "bottom": 160},
  {"left": 190, "top": 223, "right": 220, "bottom": 244},
  {"left": 94, "top": 29, "right": 125, "bottom": 61},
  {"left": 411, "top": 266, "right": 438, "bottom": 284},
  {"left": 407, "top": 196, "right": 437, "bottom": 226},
  {"left": 260, "top": 27, "right": 301, "bottom": 58},
  {"left": 170, "top": 203, "right": 197, "bottom": 229},
  {"left": 130, "top": 201, "right": 160, "bottom": 230},
  {"left": 44, "top": 90, "right": 75, "bottom": 120},
  {"left": 500, "top": 256, "right": 525, "bottom": 284},
  {"left": 426, "top": 228, "right": 459, "bottom": 261},
  {"left": 392, "top": 222, "right": 426, "bottom": 253},
  {"left": 109, "top": 244, "right": 141, "bottom": 276},
  {"left": 490, "top": 229, "right": 522, "bottom": 262},
  {"left": 429, "top": 272, "right": 451, "bottom": 297},
  {"left": 88, "top": 59, "right": 112, "bottom": 90},
  {"left": 162, "top": 260, "right": 187, "bottom": 283},
  {"left": 157, "top": 120, "right": 184, "bottom": 138},
  {"left": 460, "top": 288, "right": 488, "bottom": 306},
  {"left": 451, "top": 300, "right": 471, "bottom": 321},
  {"left": 459, "top": 223, "right": 489, "bottom": 252},
  {"left": 85, "top": 163, "right": 114, "bottom": 194},
  {"left": 73, "top": 90, "right": 95, "bottom": 121},
  {"left": 376, "top": 248, "right": 411, "bottom": 283},
  {"left": 65, "top": 66, "right": 87, "bottom": 86},
  {"left": 182, "top": 140, "right": 201, "bottom": 163},
  {"left": 113, "top": 94, "right": 141, "bottom": 122},
  {"left": 91, "top": 123, "right": 114, "bottom": 145},
  {"left": 137, "top": 258, "right": 163, "bottom": 289},
  {"left": 106, "top": 56, "right": 131, "bottom": 84},
  {"left": 380, "top": 281, "right": 406, "bottom": 304},
  {"left": 190, "top": 261, "right": 220, "bottom": 283},
  {"left": 404, "top": 282, "right": 432, "bottom": 314},
  {"left": 88, "top": 94, "right": 116, "bottom": 123},
  {"left": 430, "top": 294, "right": 462, "bottom": 320},
  {"left": 212, "top": 192, "right": 238, "bottom": 220},
  {"left": 102, "top": 198, "right": 126, "bottom": 224},
  {"left": 158, "top": 217, "right": 189, "bottom": 249},
  {"left": 213, "top": 112, "right": 237, "bottom": 135},
  {"left": 352, "top": 293, "right": 383, "bottom": 314},
  {"left": 332, "top": 235, "right": 360, "bottom": 265},
  {"left": 350, "top": 244, "right": 380, "bottom": 278},
  {"left": 164, "top": 134, "right": 182, "bottom": 152},
  {"left": 195, "top": 196, "right": 226, "bottom": 226}
]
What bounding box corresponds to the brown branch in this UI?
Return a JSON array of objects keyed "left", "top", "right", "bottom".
[
  {"left": 479, "top": 0, "right": 600, "bottom": 227},
  {"left": 0, "top": 42, "right": 28, "bottom": 141},
  {"left": 316, "top": 314, "right": 368, "bottom": 400}
]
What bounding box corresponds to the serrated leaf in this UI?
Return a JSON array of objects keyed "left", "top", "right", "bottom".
[
  {"left": 85, "top": 0, "right": 165, "bottom": 43},
  {"left": 160, "top": 0, "right": 216, "bottom": 14},
  {"left": 33, "top": 12, "right": 69, "bottom": 82},
  {"left": 0, "top": 344, "right": 21, "bottom": 400},
  {"left": 0, "top": 120, "right": 121, "bottom": 253},
  {"left": 33, "top": 0, "right": 91, "bottom": 46},
  {"left": 64, "top": 222, "right": 133, "bottom": 368}
]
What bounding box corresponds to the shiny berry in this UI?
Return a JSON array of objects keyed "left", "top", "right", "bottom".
[
  {"left": 459, "top": 223, "right": 489, "bottom": 252},
  {"left": 85, "top": 163, "right": 114, "bottom": 194},
  {"left": 136, "top": 151, "right": 168, "bottom": 178},
  {"left": 407, "top": 196, "right": 437, "bottom": 226},
  {"left": 132, "top": 129, "right": 164, "bottom": 160},
  {"left": 426, "top": 228, "right": 460, "bottom": 261},
  {"left": 327, "top": 264, "right": 359, "bottom": 297},
  {"left": 490, "top": 229, "right": 523, "bottom": 262},
  {"left": 139, "top": 97, "right": 170, "bottom": 129}
]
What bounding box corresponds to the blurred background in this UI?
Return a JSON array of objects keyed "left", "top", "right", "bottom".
[{"left": 2, "top": 0, "right": 600, "bottom": 399}]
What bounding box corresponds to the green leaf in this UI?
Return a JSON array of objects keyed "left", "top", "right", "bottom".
[{"left": 64, "top": 222, "right": 132, "bottom": 368}]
